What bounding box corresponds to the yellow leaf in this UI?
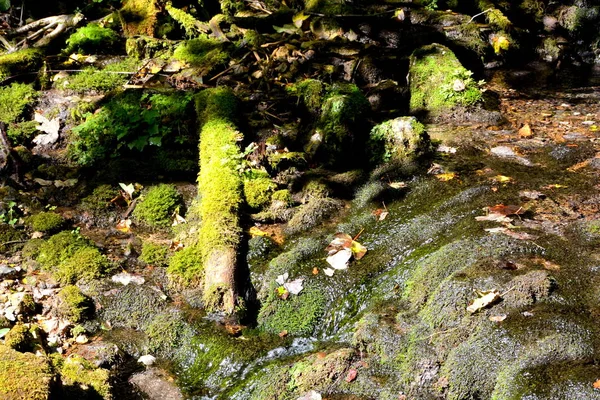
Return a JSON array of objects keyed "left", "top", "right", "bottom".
[
  {"left": 492, "top": 35, "right": 510, "bottom": 54},
  {"left": 518, "top": 123, "right": 533, "bottom": 138},
  {"left": 116, "top": 218, "right": 132, "bottom": 233},
  {"left": 249, "top": 226, "right": 270, "bottom": 237},
  {"left": 467, "top": 290, "right": 501, "bottom": 313},
  {"left": 388, "top": 182, "right": 407, "bottom": 189},
  {"left": 292, "top": 11, "right": 310, "bottom": 28},
  {"left": 350, "top": 240, "right": 367, "bottom": 260},
  {"left": 436, "top": 172, "right": 456, "bottom": 182}
]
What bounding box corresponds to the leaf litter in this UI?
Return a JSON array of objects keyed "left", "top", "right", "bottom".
[{"left": 324, "top": 232, "right": 367, "bottom": 274}]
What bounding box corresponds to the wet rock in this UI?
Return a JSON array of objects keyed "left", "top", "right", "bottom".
[
  {"left": 490, "top": 146, "right": 534, "bottom": 166},
  {"left": 369, "top": 117, "right": 431, "bottom": 164},
  {"left": 129, "top": 368, "right": 183, "bottom": 400},
  {"left": 504, "top": 270, "right": 557, "bottom": 308},
  {"left": 73, "top": 341, "right": 122, "bottom": 368},
  {"left": 0, "top": 265, "right": 18, "bottom": 279},
  {"left": 286, "top": 198, "right": 344, "bottom": 235}
]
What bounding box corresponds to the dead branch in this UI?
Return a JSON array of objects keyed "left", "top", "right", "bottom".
[{"left": 11, "top": 13, "right": 84, "bottom": 48}]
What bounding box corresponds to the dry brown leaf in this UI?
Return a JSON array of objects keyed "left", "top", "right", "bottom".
[
  {"left": 312, "top": 267, "right": 319, "bottom": 275},
  {"left": 116, "top": 218, "right": 132, "bottom": 233},
  {"left": 345, "top": 368, "right": 358, "bottom": 383},
  {"left": 467, "top": 290, "right": 501, "bottom": 313},
  {"left": 489, "top": 314, "right": 507, "bottom": 322},
  {"left": 485, "top": 227, "right": 537, "bottom": 240},
  {"left": 532, "top": 257, "right": 560, "bottom": 271},
  {"left": 487, "top": 204, "right": 525, "bottom": 216},
  {"left": 475, "top": 213, "right": 513, "bottom": 223},
  {"left": 518, "top": 123, "right": 533, "bottom": 138}
]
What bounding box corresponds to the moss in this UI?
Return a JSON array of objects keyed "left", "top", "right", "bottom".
[
  {"left": 0, "top": 83, "right": 38, "bottom": 124},
  {"left": 55, "top": 247, "right": 112, "bottom": 284},
  {"left": 304, "top": 0, "right": 349, "bottom": 15},
  {"left": 286, "top": 197, "right": 343, "bottom": 235},
  {"left": 120, "top": 0, "right": 159, "bottom": 37},
  {"left": 478, "top": 0, "right": 511, "bottom": 30},
  {"left": 81, "top": 185, "right": 118, "bottom": 212},
  {"left": 267, "top": 151, "right": 307, "bottom": 171},
  {"left": 0, "top": 344, "right": 53, "bottom": 400},
  {"left": 290, "top": 79, "right": 325, "bottom": 112},
  {"left": 0, "top": 224, "right": 26, "bottom": 252},
  {"left": 244, "top": 175, "right": 276, "bottom": 210},
  {"left": 173, "top": 36, "right": 229, "bottom": 75},
  {"left": 57, "top": 285, "right": 92, "bottom": 323},
  {"left": 167, "top": 244, "right": 203, "bottom": 279},
  {"left": 139, "top": 242, "right": 169, "bottom": 267},
  {"left": 64, "top": 23, "right": 120, "bottom": 54},
  {"left": 272, "top": 189, "right": 293, "bottom": 206},
  {"left": 21, "top": 238, "right": 44, "bottom": 260},
  {"left": 36, "top": 231, "right": 91, "bottom": 270},
  {"left": 369, "top": 117, "right": 430, "bottom": 164},
  {"left": 64, "top": 58, "right": 139, "bottom": 93},
  {"left": 132, "top": 184, "right": 182, "bottom": 228},
  {"left": 6, "top": 120, "right": 39, "bottom": 146},
  {"left": 0, "top": 48, "right": 43, "bottom": 81},
  {"left": 258, "top": 284, "right": 327, "bottom": 336},
  {"left": 408, "top": 43, "right": 482, "bottom": 116},
  {"left": 145, "top": 312, "right": 193, "bottom": 356},
  {"left": 125, "top": 36, "right": 175, "bottom": 59},
  {"left": 26, "top": 211, "right": 65, "bottom": 233},
  {"left": 59, "top": 354, "right": 111, "bottom": 399},
  {"left": 3, "top": 324, "right": 32, "bottom": 352},
  {"left": 299, "top": 179, "right": 330, "bottom": 201}
]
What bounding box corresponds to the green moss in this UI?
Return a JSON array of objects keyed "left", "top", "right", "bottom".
[
  {"left": 258, "top": 284, "right": 327, "bottom": 336},
  {"left": 271, "top": 189, "right": 293, "bottom": 206},
  {"left": 0, "top": 344, "right": 53, "bottom": 400},
  {"left": 55, "top": 247, "right": 112, "bottom": 284},
  {"left": 36, "top": 231, "right": 90, "bottom": 269},
  {"left": 120, "top": 0, "right": 159, "bottom": 37},
  {"left": 57, "top": 285, "right": 92, "bottom": 323},
  {"left": 139, "top": 242, "right": 169, "bottom": 267},
  {"left": 133, "top": 184, "right": 182, "bottom": 228},
  {"left": 145, "top": 312, "right": 194, "bottom": 357},
  {"left": 59, "top": 354, "right": 111, "bottom": 399},
  {"left": 21, "top": 238, "right": 44, "bottom": 260},
  {"left": 6, "top": 120, "right": 38, "bottom": 146},
  {"left": 478, "top": 0, "right": 511, "bottom": 30},
  {"left": 369, "top": 117, "right": 430, "bottom": 163},
  {"left": 64, "top": 23, "right": 119, "bottom": 54},
  {"left": 0, "top": 48, "right": 43, "bottom": 81},
  {"left": 174, "top": 36, "right": 229, "bottom": 75},
  {"left": 290, "top": 79, "right": 325, "bottom": 112},
  {"left": 64, "top": 58, "right": 139, "bottom": 93},
  {"left": 0, "top": 83, "right": 38, "bottom": 124},
  {"left": 409, "top": 43, "right": 482, "bottom": 116},
  {"left": 167, "top": 244, "right": 203, "bottom": 279},
  {"left": 81, "top": 185, "right": 118, "bottom": 212},
  {"left": 0, "top": 224, "right": 26, "bottom": 252},
  {"left": 267, "top": 151, "right": 307, "bottom": 171},
  {"left": 26, "top": 212, "right": 65, "bottom": 233},
  {"left": 286, "top": 197, "right": 343, "bottom": 234},
  {"left": 304, "top": 0, "right": 349, "bottom": 15},
  {"left": 244, "top": 176, "right": 276, "bottom": 210},
  {"left": 3, "top": 324, "right": 32, "bottom": 351},
  {"left": 300, "top": 179, "right": 330, "bottom": 201}
]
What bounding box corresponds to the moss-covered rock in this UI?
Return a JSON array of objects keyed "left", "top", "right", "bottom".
[
  {"left": 36, "top": 231, "right": 90, "bottom": 269},
  {"left": 244, "top": 172, "right": 276, "bottom": 210},
  {"left": 120, "top": 0, "right": 159, "bottom": 37},
  {"left": 6, "top": 120, "right": 39, "bottom": 146},
  {"left": 0, "top": 224, "right": 26, "bottom": 253},
  {"left": 167, "top": 244, "right": 203, "bottom": 279},
  {"left": 26, "top": 211, "right": 65, "bottom": 233},
  {"left": 64, "top": 23, "right": 120, "bottom": 54},
  {"left": 139, "top": 242, "right": 169, "bottom": 267},
  {"left": 0, "top": 344, "right": 53, "bottom": 400},
  {"left": 408, "top": 43, "right": 482, "bottom": 118},
  {"left": 286, "top": 197, "right": 343, "bottom": 235},
  {"left": 133, "top": 184, "right": 182, "bottom": 228},
  {"left": 369, "top": 117, "right": 431, "bottom": 164},
  {"left": 55, "top": 247, "right": 112, "bottom": 284},
  {"left": 57, "top": 285, "right": 92, "bottom": 323},
  {"left": 0, "top": 48, "right": 43, "bottom": 81},
  {"left": 81, "top": 185, "right": 118, "bottom": 213},
  {"left": 57, "top": 354, "right": 112, "bottom": 399},
  {"left": 63, "top": 58, "right": 139, "bottom": 93},
  {"left": 0, "top": 82, "right": 38, "bottom": 124},
  {"left": 173, "top": 36, "right": 229, "bottom": 76},
  {"left": 3, "top": 323, "right": 32, "bottom": 352}
]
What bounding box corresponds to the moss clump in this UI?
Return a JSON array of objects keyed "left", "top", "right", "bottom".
[
  {"left": 267, "top": 151, "right": 307, "bottom": 171},
  {"left": 6, "top": 120, "right": 38, "bottom": 146},
  {"left": 3, "top": 324, "right": 32, "bottom": 352},
  {"left": 64, "top": 23, "right": 119, "bottom": 54},
  {"left": 369, "top": 117, "right": 430, "bottom": 164},
  {"left": 21, "top": 238, "right": 44, "bottom": 260},
  {"left": 35, "top": 232, "right": 111, "bottom": 283},
  {"left": 26, "top": 212, "right": 65, "bottom": 233},
  {"left": 286, "top": 197, "right": 343, "bottom": 234},
  {"left": 174, "top": 36, "right": 229, "bottom": 75},
  {"left": 0, "top": 48, "right": 43, "bottom": 81},
  {"left": 57, "top": 285, "right": 92, "bottom": 323},
  {"left": 81, "top": 185, "right": 118, "bottom": 212},
  {"left": 0, "top": 83, "right": 38, "bottom": 124},
  {"left": 55, "top": 247, "right": 112, "bottom": 284},
  {"left": 120, "top": 0, "right": 159, "bottom": 37},
  {"left": 258, "top": 284, "right": 327, "bottom": 336},
  {"left": 58, "top": 354, "right": 111, "bottom": 399},
  {"left": 133, "top": 184, "right": 182, "bottom": 228},
  {"left": 167, "top": 244, "right": 203, "bottom": 279},
  {"left": 271, "top": 189, "right": 293, "bottom": 206},
  {"left": 0, "top": 344, "right": 53, "bottom": 400},
  {"left": 0, "top": 224, "right": 26, "bottom": 253},
  {"left": 244, "top": 174, "right": 276, "bottom": 210},
  {"left": 409, "top": 43, "right": 483, "bottom": 116},
  {"left": 290, "top": 79, "right": 325, "bottom": 112},
  {"left": 64, "top": 58, "right": 139, "bottom": 93},
  {"left": 139, "top": 242, "right": 169, "bottom": 267}
]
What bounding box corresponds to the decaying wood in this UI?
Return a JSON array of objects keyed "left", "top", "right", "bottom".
[
  {"left": 10, "top": 13, "right": 84, "bottom": 48},
  {"left": 0, "top": 122, "right": 9, "bottom": 172}
]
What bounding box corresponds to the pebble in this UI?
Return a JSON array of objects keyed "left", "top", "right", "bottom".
[{"left": 138, "top": 354, "right": 156, "bottom": 366}]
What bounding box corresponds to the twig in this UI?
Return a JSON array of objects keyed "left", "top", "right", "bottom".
[
  {"left": 469, "top": 8, "right": 492, "bottom": 23},
  {"left": 353, "top": 228, "right": 364, "bottom": 241},
  {"left": 209, "top": 52, "right": 251, "bottom": 82},
  {"left": 1, "top": 239, "right": 27, "bottom": 246}
]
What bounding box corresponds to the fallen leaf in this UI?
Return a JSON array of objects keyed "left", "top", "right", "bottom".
[
  {"left": 593, "top": 379, "right": 600, "bottom": 390},
  {"left": 437, "top": 145, "right": 457, "bottom": 154},
  {"left": 285, "top": 278, "right": 304, "bottom": 295},
  {"left": 487, "top": 204, "right": 525, "bottom": 216},
  {"left": 393, "top": 8, "right": 405, "bottom": 21},
  {"left": 541, "top": 184, "right": 567, "bottom": 189},
  {"left": 489, "top": 314, "right": 507, "bottom": 322},
  {"left": 54, "top": 179, "right": 78, "bottom": 188},
  {"left": 34, "top": 178, "right": 54, "bottom": 186},
  {"left": 518, "top": 123, "right": 533, "bottom": 138},
  {"left": 492, "top": 35, "right": 510, "bottom": 54},
  {"left": 350, "top": 240, "right": 367, "bottom": 260},
  {"left": 372, "top": 208, "right": 389, "bottom": 221},
  {"left": 276, "top": 273, "right": 289, "bottom": 286},
  {"left": 345, "top": 368, "right": 358, "bottom": 382},
  {"left": 323, "top": 267, "right": 335, "bottom": 276},
  {"left": 138, "top": 355, "right": 156, "bottom": 366},
  {"left": 435, "top": 172, "right": 456, "bottom": 182},
  {"left": 111, "top": 272, "right": 145, "bottom": 286},
  {"left": 475, "top": 213, "right": 513, "bottom": 223},
  {"left": 519, "top": 190, "right": 545, "bottom": 200},
  {"left": 567, "top": 160, "right": 590, "bottom": 172},
  {"left": 326, "top": 233, "right": 353, "bottom": 255},
  {"left": 492, "top": 175, "right": 513, "bottom": 184},
  {"left": 485, "top": 227, "right": 537, "bottom": 240},
  {"left": 312, "top": 267, "right": 319, "bottom": 275},
  {"left": 276, "top": 286, "right": 289, "bottom": 300},
  {"left": 249, "top": 226, "right": 270, "bottom": 237},
  {"left": 532, "top": 257, "right": 560, "bottom": 271},
  {"left": 116, "top": 218, "right": 132, "bottom": 233},
  {"left": 172, "top": 213, "right": 186, "bottom": 226},
  {"left": 467, "top": 290, "right": 501, "bottom": 313},
  {"left": 33, "top": 112, "right": 60, "bottom": 146},
  {"left": 0, "top": 328, "right": 9, "bottom": 338},
  {"left": 119, "top": 183, "right": 135, "bottom": 199},
  {"left": 388, "top": 181, "right": 407, "bottom": 189},
  {"left": 225, "top": 322, "right": 244, "bottom": 336},
  {"left": 326, "top": 248, "right": 352, "bottom": 270},
  {"left": 170, "top": 240, "right": 184, "bottom": 251},
  {"left": 279, "top": 330, "right": 288, "bottom": 338}
]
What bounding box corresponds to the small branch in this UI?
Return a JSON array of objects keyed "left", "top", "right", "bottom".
[
  {"left": 1, "top": 239, "right": 27, "bottom": 246},
  {"left": 469, "top": 8, "right": 492, "bottom": 23}
]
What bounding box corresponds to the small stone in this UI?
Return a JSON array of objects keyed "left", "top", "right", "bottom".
[
  {"left": 138, "top": 354, "right": 156, "bottom": 366},
  {"left": 452, "top": 79, "right": 466, "bottom": 91},
  {"left": 111, "top": 272, "right": 145, "bottom": 286},
  {"left": 75, "top": 334, "right": 89, "bottom": 344},
  {"left": 0, "top": 265, "right": 17, "bottom": 279}
]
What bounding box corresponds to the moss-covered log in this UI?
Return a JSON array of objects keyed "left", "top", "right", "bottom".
[{"left": 172, "top": 88, "right": 243, "bottom": 313}]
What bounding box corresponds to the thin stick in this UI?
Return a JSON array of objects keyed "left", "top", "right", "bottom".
[
  {"left": 469, "top": 8, "right": 492, "bottom": 23},
  {"left": 353, "top": 228, "right": 364, "bottom": 241},
  {"left": 1, "top": 239, "right": 27, "bottom": 246}
]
